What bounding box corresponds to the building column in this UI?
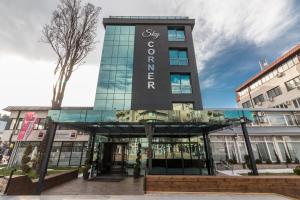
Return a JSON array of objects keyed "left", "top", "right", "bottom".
[
  {"left": 240, "top": 117, "right": 258, "bottom": 175},
  {"left": 145, "top": 124, "right": 154, "bottom": 174},
  {"left": 36, "top": 118, "right": 58, "bottom": 194},
  {"left": 203, "top": 131, "right": 215, "bottom": 175}
]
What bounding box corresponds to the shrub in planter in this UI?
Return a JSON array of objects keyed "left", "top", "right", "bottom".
[
  {"left": 295, "top": 157, "right": 300, "bottom": 164},
  {"left": 266, "top": 159, "right": 272, "bottom": 164},
  {"left": 134, "top": 143, "right": 142, "bottom": 178},
  {"left": 293, "top": 166, "right": 300, "bottom": 175},
  {"left": 244, "top": 155, "right": 251, "bottom": 169},
  {"left": 255, "top": 159, "right": 262, "bottom": 164},
  {"left": 285, "top": 152, "right": 292, "bottom": 164},
  {"left": 21, "top": 144, "right": 33, "bottom": 174}
]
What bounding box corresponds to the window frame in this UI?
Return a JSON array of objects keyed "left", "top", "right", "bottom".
[
  {"left": 169, "top": 48, "right": 189, "bottom": 66},
  {"left": 253, "top": 94, "right": 265, "bottom": 105},
  {"left": 170, "top": 73, "right": 192, "bottom": 94},
  {"left": 168, "top": 26, "right": 186, "bottom": 41},
  {"left": 267, "top": 86, "right": 282, "bottom": 99}
]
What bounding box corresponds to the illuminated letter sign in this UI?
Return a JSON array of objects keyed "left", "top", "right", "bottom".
[{"left": 142, "top": 29, "right": 159, "bottom": 90}]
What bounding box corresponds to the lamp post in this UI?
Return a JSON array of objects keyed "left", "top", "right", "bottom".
[{"left": 240, "top": 117, "right": 258, "bottom": 175}]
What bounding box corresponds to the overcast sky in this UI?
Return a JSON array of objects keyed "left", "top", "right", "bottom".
[{"left": 0, "top": 0, "right": 300, "bottom": 114}]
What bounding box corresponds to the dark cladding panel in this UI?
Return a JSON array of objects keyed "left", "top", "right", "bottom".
[
  {"left": 131, "top": 24, "right": 203, "bottom": 110},
  {"left": 132, "top": 25, "right": 171, "bottom": 110}
]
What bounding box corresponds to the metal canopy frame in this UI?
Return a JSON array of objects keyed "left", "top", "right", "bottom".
[{"left": 56, "top": 121, "right": 230, "bottom": 137}]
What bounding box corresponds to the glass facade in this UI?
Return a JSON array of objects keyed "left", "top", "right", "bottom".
[
  {"left": 12, "top": 141, "right": 88, "bottom": 167},
  {"left": 170, "top": 74, "right": 192, "bottom": 94},
  {"left": 169, "top": 49, "right": 188, "bottom": 66},
  {"left": 94, "top": 25, "right": 135, "bottom": 110},
  {"left": 172, "top": 103, "right": 193, "bottom": 110},
  {"left": 168, "top": 27, "right": 185, "bottom": 41}
]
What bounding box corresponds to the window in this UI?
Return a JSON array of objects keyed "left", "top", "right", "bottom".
[
  {"left": 169, "top": 49, "right": 188, "bottom": 66},
  {"left": 284, "top": 114, "right": 296, "bottom": 126},
  {"left": 33, "top": 118, "right": 46, "bottom": 130},
  {"left": 268, "top": 114, "right": 287, "bottom": 126},
  {"left": 285, "top": 75, "right": 300, "bottom": 91},
  {"left": 242, "top": 101, "right": 251, "bottom": 108},
  {"left": 253, "top": 94, "right": 265, "bottom": 105},
  {"left": 16, "top": 118, "right": 23, "bottom": 130},
  {"left": 172, "top": 103, "right": 194, "bottom": 110},
  {"left": 9, "top": 119, "right": 17, "bottom": 130},
  {"left": 267, "top": 86, "right": 282, "bottom": 99},
  {"left": 168, "top": 27, "right": 185, "bottom": 41},
  {"left": 94, "top": 25, "right": 135, "bottom": 110},
  {"left": 293, "top": 97, "right": 300, "bottom": 108},
  {"left": 170, "top": 74, "right": 192, "bottom": 94}
]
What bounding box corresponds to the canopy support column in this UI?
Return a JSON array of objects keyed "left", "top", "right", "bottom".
[
  {"left": 36, "top": 118, "right": 57, "bottom": 194},
  {"left": 241, "top": 117, "right": 258, "bottom": 175},
  {"left": 203, "top": 131, "right": 215, "bottom": 175},
  {"left": 145, "top": 124, "right": 154, "bottom": 174}
]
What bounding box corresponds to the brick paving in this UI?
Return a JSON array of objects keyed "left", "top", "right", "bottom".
[{"left": 42, "top": 176, "right": 144, "bottom": 195}]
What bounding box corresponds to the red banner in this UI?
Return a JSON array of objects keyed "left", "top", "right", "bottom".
[{"left": 17, "top": 112, "right": 38, "bottom": 141}]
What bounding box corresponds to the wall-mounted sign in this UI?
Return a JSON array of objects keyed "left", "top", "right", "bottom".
[
  {"left": 142, "top": 29, "right": 160, "bottom": 90},
  {"left": 142, "top": 29, "right": 160, "bottom": 39}
]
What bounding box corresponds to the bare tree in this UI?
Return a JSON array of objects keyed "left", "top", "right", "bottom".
[
  {"left": 36, "top": 0, "right": 100, "bottom": 193},
  {"left": 43, "top": 0, "right": 101, "bottom": 109}
]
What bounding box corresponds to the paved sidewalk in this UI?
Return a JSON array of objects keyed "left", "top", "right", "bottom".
[
  {"left": 0, "top": 193, "right": 291, "bottom": 200},
  {"left": 219, "top": 168, "right": 294, "bottom": 176},
  {"left": 42, "top": 176, "right": 144, "bottom": 195}
]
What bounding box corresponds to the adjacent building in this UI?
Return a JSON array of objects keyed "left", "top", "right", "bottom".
[
  {"left": 2, "top": 106, "right": 90, "bottom": 166},
  {"left": 210, "top": 109, "right": 300, "bottom": 164},
  {"left": 236, "top": 44, "right": 300, "bottom": 109}
]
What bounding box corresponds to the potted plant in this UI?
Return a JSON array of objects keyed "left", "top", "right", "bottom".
[
  {"left": 21, "top": 144, "right": 33, "bottom": 174},
  {"left": 293, "top": 166, "right": 300, "bottom": 175},
  {"left": 83, "top": 149, "right": 91, "bottom": 180},
  {"left": 134, "top": 143, "right": 142, "bottom": 178}
]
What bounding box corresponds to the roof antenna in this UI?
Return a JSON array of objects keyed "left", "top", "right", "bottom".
[{"left": 259, "top": 58, "right": 268, "bottom": 71}]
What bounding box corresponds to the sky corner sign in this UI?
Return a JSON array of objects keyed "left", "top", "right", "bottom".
[{"left": 142, "top": 29, "right": 160, "bottom": 90}]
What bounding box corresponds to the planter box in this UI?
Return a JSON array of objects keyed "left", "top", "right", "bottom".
[
  {"left": 146, "top": 175, "right": 300, "bottom": 199},
  {"left": 6, "top": 170, "right": 78, "bottom": 195}
]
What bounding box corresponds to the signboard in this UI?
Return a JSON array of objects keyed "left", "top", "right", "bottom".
[
  {"left": 142, "top": 29, "right": 160, "bottom": 90},
  {"left": 17, "top": 112, "right": 38, "bottom": 141}
]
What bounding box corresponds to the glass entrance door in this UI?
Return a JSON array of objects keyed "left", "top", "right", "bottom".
[{"left": 96, "top": 142, "right": 128, "bottom": 175}]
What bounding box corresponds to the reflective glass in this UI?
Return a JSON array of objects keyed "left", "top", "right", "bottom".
[
  {"left": 168, "top": 27, "right": 185, "bottom": 41},
  {"left": 94, "top": 25, "right": 135, "bottom": 110},
  {"left": 171, "top": 74, "right": 192, "bottom": 94},
  {"left": 169, "top": 49, "right": 188, "bottom": 66}
]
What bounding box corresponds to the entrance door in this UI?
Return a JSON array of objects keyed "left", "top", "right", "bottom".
[{"left": 101, "top": 143, "right": 127, "bottom": 175}]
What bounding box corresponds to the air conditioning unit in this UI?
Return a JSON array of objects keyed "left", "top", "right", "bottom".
[
  {"left": 286, "top": 101, "right": 291, "bottom": 105},
  {"left": 257, "top": 111, "right": 265, "bottom": 116},
  {"left": 277, "top": 72, "right": 284, "bottom": 77},
  {"left": 269, "top": 97, "right": 274, "bottom": 102}
]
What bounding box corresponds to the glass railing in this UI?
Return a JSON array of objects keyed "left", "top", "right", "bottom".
[
  {"left": 108, "top": 16, "right": 189, "bottom": 20},
  {"left": 48, "top": 109, "right": 254, "bottom": 124}
]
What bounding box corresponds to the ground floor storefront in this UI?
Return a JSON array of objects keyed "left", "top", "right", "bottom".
[
  {"left": 89, "top": 136, "right": 210, "bottom": 177},
  {"left": 210, "top": 134, "right": 300, "bottom": 164},
  {"left": 9, "top": 141, "right": 89, "bottom": 167}
]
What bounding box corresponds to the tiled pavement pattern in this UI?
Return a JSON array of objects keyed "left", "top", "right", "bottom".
[{"left": 0, "top": 193, "right": 291, "bottom": 200}]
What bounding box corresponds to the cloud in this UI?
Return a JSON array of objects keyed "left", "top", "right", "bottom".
[
  {"left": 170, "top": 0, "right": 299, "bottom": 72},
  {"left": 0, "top": 0, "right": 299, "bottom": 109},
  {"left": 201, "top": 75, "right": 217, "bottom": 89}
]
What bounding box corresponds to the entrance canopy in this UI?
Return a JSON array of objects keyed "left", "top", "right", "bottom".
[{"left": 48, "top": 109, "right": 253, "bottom": 136}]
